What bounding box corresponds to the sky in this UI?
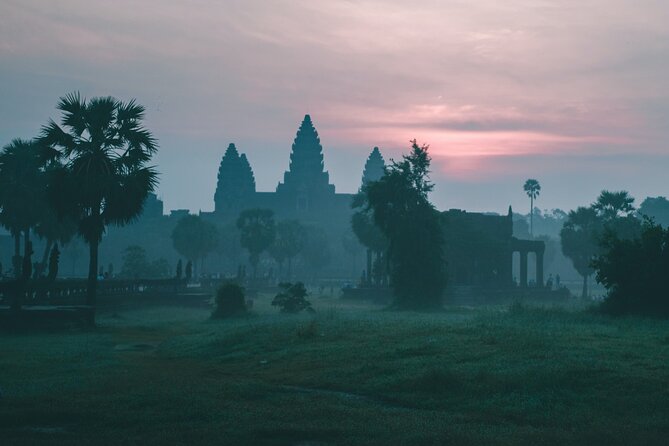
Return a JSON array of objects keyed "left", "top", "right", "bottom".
[{"left": 1, "top": 0, "right": 668, "bottom": 215}]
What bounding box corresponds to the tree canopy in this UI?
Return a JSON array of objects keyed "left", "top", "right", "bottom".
[{"left": 361, "top": 140, "right": 445, "bottom": 309}]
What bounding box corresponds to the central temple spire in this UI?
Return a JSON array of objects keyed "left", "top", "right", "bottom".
[{"left": 277, "top": 115, "right": 335, "bottom": 210}]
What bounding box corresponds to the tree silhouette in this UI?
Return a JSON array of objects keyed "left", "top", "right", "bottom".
[
  {"left": 171, "top": 214, "right": 219, "bottom": 277},
  {"left": 593, "top": 190, "right": 635, "bottom": 220},
  {"left": 39, "top": 93, "right": 158, "bottom": 307},
  {"left": 301, "top": 225, "right": 331, "bottom": 281},
  {"left": 0, "top": 139, "right": 48, "bottom": 281},
  {"left": 638, "top": 196, "right": 669, "bottom": 227},
  {"left": 362, "top": 140, "right": 445, "bottom": 309},
  {"left": 560, "top": 207, "right": 601, "bottom": 298},
  {"left": 268, "top": 220, "right": 305, "bottom": 280},
  {"left": 236, "top": 208, "right": 276, "bottom": 279},
  {"left": 594, "top": 219, "right": 669, "bottom": 317},
  {"left": 351, "top": 209, "right": 388, "bottom": 285},
  {"left": 523, "top": 179, "right": 541, "bottom": 237}
]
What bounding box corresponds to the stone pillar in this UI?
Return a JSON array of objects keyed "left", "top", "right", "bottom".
[
  {"left": 536, "top": 250, "right": 544, "bottom": 288},
  {"left": 520, "top": 251, "right": 528, "bottom": 288}
]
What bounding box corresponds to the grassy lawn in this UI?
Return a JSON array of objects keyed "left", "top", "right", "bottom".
[{"left": 1, "top": 295, "right": 668, "bottom": 445}]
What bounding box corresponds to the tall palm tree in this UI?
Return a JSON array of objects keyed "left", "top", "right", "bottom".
[
  {"left": 39, "top": 93, "right": 158, "bottom": 307},
  {"left": 523, "top": 179, "right": 541, "bottom": 237}
]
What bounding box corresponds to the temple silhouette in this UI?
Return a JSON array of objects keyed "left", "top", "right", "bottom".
[
  {"left": 88, "top": 114, "right": 546, "bottom": 293},
  {"left": 209, "top": 114, "right": 377, "bottom": 226}
]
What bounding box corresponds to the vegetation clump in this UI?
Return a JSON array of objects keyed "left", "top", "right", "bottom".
[
  {"left": 272, "top": 282, "right": 314, "bottom": 313},
  {"left": 594, "top": 220, "right": 669, "bottom": 317},
  {"left": 211, "top": 282, "right": 247, "bottom": 318}
]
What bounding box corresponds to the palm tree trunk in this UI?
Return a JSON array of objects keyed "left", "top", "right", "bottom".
[
  {"left": 581, "top": 274, "right": 588, "bottom": 299},
  {"left": 87, "top": 239, "right": 99, "bottom": 307},
  {"left": 530, "top": 196, "right": 534, "bottom": 237},
  {"left": 287, "top": 257, "right": 292, "bottom": 280}
]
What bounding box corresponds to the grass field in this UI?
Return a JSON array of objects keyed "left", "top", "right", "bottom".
[{"left": 1, "top": 294, "right": 668, "bottom": 445}]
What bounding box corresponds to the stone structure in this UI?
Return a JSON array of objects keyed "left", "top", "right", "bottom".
[
  {"left": 212, "top": 115, "right": 355, "bottom": 226},
  {"left": 361, "top": 147, "right": 385, "bottom": 186},
  {"left": 442, "top": 206, "right": 545, "bottom": 288}
]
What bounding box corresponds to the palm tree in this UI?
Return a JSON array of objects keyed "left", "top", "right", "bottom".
[
  {"left": 39, "top": 93, "right": 158, "bottom": 307},
  {"left": 0, "top": 139, "right": 47, "bottom": 283},
  {"left": 593, "top": 190, "right": 635, "bottom": 220},
  {"left": 523, "top": 179, "right": 541, "bottom": 237}
]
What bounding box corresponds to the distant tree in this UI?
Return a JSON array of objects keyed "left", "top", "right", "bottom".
[
  {"left": 594, "top": 220, "right": 669, "bottom": 317},
  {"left": 120, "top": 245, "right": 150, "bottom": 279},
  {"left": 341, "top": 230, "right": 364, "bottom": 278},
  {"left": 175, "top": 259, "right": 183, "bottom": 279},
  {"left": 47, "top": 243, "right": 60, "bottom": 281},
  {"left": 593, "top": 190, "right": 635, "bottom": 220},
  {"left": 268, "top": 220, "right": 305, "bottom": 280},
  {"left": 185, "top": 260, "right": 193, "bottom": 282},
  {"left": 362, "top": 140, "right": 445, "bottom": 309},
  {"left": 0, "top": 139, "right": 48, "bottom": 280},
  {"left": 236, "top": 208, "right": 276, "bottom": 279},
  {"left": 212, "top": 281, "right": 247, "bottom": 318},
  {"left": 523, "top": 179, "right": 541, "bottom": 237},
  {"left": 300, "top": 226, "right": 331, "bottom": 281},
  {"left": 638, "top": 196, "right": 669, "bottom": 227},
  {"left": 560, "top": 207, "right": 602, "bottom": 298},
  {"left": 148, "top": 258, "right": 170, "bottom": 278},
  {"left": 171, "top": 214, "right": 219, "bottom": 277},
  {"left": 272, "top": 282, "right": 313, "bottom": 313},
  {"left": 351, "top": 209, "right": 389, "bottom": 286},
  {"left": 38, "top": 92, "right": 159, "bottom": 307}
]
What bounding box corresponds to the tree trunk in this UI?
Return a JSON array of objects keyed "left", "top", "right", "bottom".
[
  {"left": 530, "top": 196, "right": 534, "bottom": 237},
  {"left": 581, "top": 274, "right": 588, "bottom": 299},
  {"left": 87, "top": 239, "right": 99, "bottom": 307},
  {"left": 287, "top": 257, "right": 292, "bottom": 281},
  {"left": 12, "top": 232, "right": 21, "bottom": 278}
]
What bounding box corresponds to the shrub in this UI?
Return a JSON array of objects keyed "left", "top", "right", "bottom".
[
  {"left": 272, "top": 282, "right": 314, "bottom": 313},
  {"left": 594, "top": 220, "right": 669, "bottom": 317},
  {"left": 211, "top": 282, "right": 246, "bottom": 318}
]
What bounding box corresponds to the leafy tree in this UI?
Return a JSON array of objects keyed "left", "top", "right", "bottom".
[
  {"left": 268, "top": 220, "right": 305, "bottom": 280},
  {"left": 362, "top": 140, "right": 445, "bottom": 309},
  {"left": 38, "top": 93, "right": 159, "bottom": 306},
  {"left": 351, "top": 207, "right": 389, "bottom": 286},
  {"left": 236, "top": 208, "right": 275, "bottom": 278},
  {"left": 120, "top": 245, "right": 150, "bottom": 279},
  {"left": 0, "top": 139, "right": 48, "bottom": 279},
  {"left": 638, "top": 196, "right": 669, "bottom": 227},
  {"left": 272, "top": 282, "right": 313, "bottom": 313},
  {"left": 593, "top": 190, "right": 635, "bottom": 220},
  {"left": 171, "top": 214, "right": 219, "bottom": 277},
  {"left": 523, "top": 179, "right": 541, "bottom": 237},
  {"left": 211, "top": 282, "right": 246, "bottom": 318},
  {"left": 300, "top": 226, "right": 331, "bottom": 281},
  {"left": 594, "top": 220, "right": 669, "bottom": 317},
  {"left": 560, "top": 207, "right": 601, "bottom": 298}
]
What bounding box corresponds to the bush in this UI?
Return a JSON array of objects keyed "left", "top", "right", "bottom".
[
  {"left": 272, "top": 282, "right": 314, "bottom": 313},
  {"left": 594, "top": 220, "right": 669, "bottom": 317},
  {"left": 211, "top": 282, "right": 246, "bottom": 318}
]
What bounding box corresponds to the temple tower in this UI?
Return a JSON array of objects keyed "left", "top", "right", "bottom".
[
  {"left": 361, "top": 147, "right": 385, "bottom": 187},
  {"left": 214, "top": 143, "right": 256, "bottom": 214},
  {"left": 276, "top": 115, "right": 335, "bottom": 211}
]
